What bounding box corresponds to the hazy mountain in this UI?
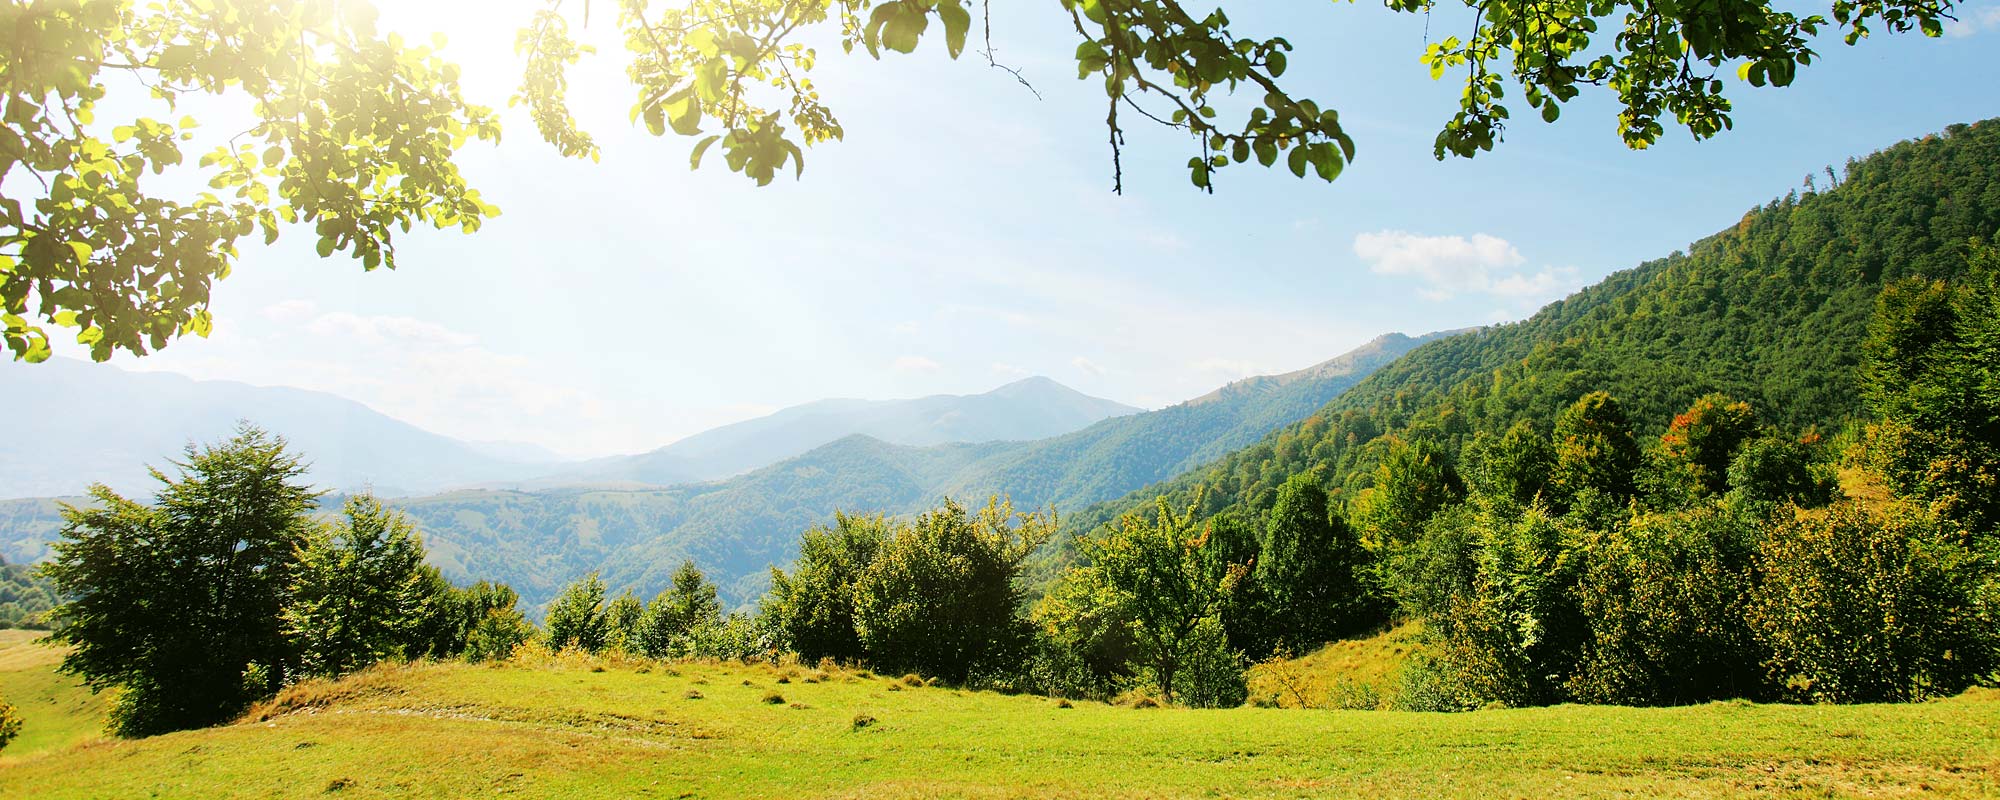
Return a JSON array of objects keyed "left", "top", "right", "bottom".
[
  {"left": 0, "top": 359, "right": 567, "bottom": 499},
  {"left": 0, "top": 333, "right": 1441, "bottom": 613},
  {"left": 381, "top": 332, "right": 1444, "bottom": 612},
  {"left": 542, "top": 376, "right": 1141, "bottom": 486}
]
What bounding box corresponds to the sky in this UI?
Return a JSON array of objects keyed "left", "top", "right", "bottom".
[{"left": 25, "top": 0, "right": 2000, "bottom": 458}]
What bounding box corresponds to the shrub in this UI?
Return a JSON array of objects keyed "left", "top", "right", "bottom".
[
  {"left": 1167, "top": 616, "right": 1247, "bottom": 709},
  {"left": 1566, "top": 507, "right": 1767, "bottom": 704},
  {"left": 1747, "top": 503, "right": 1998, "bottom": 703},
  {"left": 0, "top": 695, "right": 20, "bottom": 752}
]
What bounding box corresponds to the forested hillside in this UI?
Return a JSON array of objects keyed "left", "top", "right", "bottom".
[
  {"left": 937, "top": 332, "right": 1455, "bottom": 509},
  {"left": 1067, "top": 119, "right": 2000, "bottom": 535}
]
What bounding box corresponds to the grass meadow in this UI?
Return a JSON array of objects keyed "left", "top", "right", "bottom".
[{"left": 0, "top": 639, "right": 1995, "bottom": 798}]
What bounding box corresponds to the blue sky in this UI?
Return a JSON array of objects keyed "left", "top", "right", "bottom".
[{"left": 40, "top": 0, "right": 2000, "bottom": 457}]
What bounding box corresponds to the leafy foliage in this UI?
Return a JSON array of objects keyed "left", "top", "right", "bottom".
[
  {"left": 851, "top": 499, "right": 1052, "bottom": 682},
  {"left": 1, "top": 0, "right": 499, "bottom": 362},
  {"left": 1746, "top": 504, "right": 1998, "bottom": 703},
  {"left": 42, "top": 424, "right": 320, "bottom": 735},
  {"left": 764, "top": 512, "right": 887, "bottom": 665},
  {"left": 1074, "top": 493, "right": 1246, "bottom": 705},
  {"left": 1254, "top": 474, "right": 1376, "bottom": 654},
  {"left": 1859, "top": 246, "right": 2000, "bottom": 536},
  {"left": 518, "top": 0, "right": 1959, "bottom": 192},
  {"left": 285, "top": 496, "right": 434, "bottom": 678},
  {"left": 635, "top": 561, "right": 725, "bottom": 659},
  {"left": 543, "top": 572, "right": 610, "bottom": 654}
]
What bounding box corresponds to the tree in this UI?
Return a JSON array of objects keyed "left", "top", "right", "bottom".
[
  {"left": 1255, "top": 474, "right": 1375, "bottom": 652},
  {"left": 1353, "top": 437, "right": 1465, "bottom": 546},
  {"left": 1725, "top": 434, "right": 1838, "bottom": 514},
  {"left": 4, "top": 1, "right": 1957, "bottom": 361},
  {"left": 1550, "top": 392, "right": 1643, "bottom": 514},
  {"left": 637, "top": 561, "right": 724, "bottom": 659},
  {"left": 284, "top": 495, "right": 432, "bottom": 678},
  {"left": 1084, "top": 492, "right": 1244, "bottom": 704},
  {"left": 765, "top": 512, "right": 888, "bottom": 665},
  {"left": 1463, "top": 420, "right": 1554, "bottom": 507},
  {"left": 1, "top": 0, "right": 500, "bottom": 363},
  {"left": 603, "top": 591, "right": 645, "bottom": 654},
  {"left": 458, "top": 582, "right": 534, "bottom": 663},
  {"left": 1859, "top": 248, "right": 2000, "bottom": 536},
  {"left": 1659, "top": 394, "right": 1759, "bottom": 497},
  {"left": 852, "top": 498, "right": 1052, "bottom": 682},
  {"left": 543, "top": 572, "right": 610, "bottom": 654},
  {"left": 42, "top": 424, "right": 320, "bottom": 736}
]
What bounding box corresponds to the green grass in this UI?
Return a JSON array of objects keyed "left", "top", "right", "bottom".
[
  {"left": 0, "top": 629, "right": 106, "bottom": 763},
  {"left": 1, "top": 649, "right": 1995, "bottom": 799}
]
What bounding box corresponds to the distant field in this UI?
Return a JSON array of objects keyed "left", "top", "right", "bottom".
[
  {"left": 0, "top": 629, "right": 106, "bottom": 763},
  {"left": 2, "top": 650, "right": 1995, "bottom": 799}
]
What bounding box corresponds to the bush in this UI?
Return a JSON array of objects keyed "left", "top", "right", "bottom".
[
  {"left": 851, "top": 500, "right": 1050, "bottom": 682},
  {"left": 1566, "top": 507, "right": 1767, "bottom": 704},
  {"left": 1747, "top": 503, "right": 1999, "bottom": 703},
  {"left": 1415, "top": 504, "right": 1586, "bottom": 708},
  {"left": 0, "top": 695, "right": 19, "bottom": 752},
  {"left": 1166, "top": 616, "right": 1246, "bottom": 709}
]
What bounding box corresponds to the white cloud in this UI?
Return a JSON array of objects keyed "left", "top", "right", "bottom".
[
  {"left": 1945, "top": 5, "right": 2000, "bottom": 36},
  {"left": 892, "top": 355, "right": 941, "bottom": 372},
  {"left": 890, "top": 320, "right": 921, "bottom": 336},
  {"left": 1071, "top": 356, "right": 1105, "bottom": 376},
  {"left": 305, "top": 312, "right": 479, "bottom": 348},
  {"left": 1353, "top": 230, "right": 1580, "bottom": 302},
  {"left": 990, "top": 362, "right": 1030, "bottom": 377},
  {"left": 259, "top": 299, "right": 319, "bottom": 322},
  {"left": 1190, "top": 357, "right": 1264, "bottom": 380}
]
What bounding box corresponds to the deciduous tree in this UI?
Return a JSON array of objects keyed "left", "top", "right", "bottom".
[{"left": 43, "top": 424, "right": 319, "bottom": 736}]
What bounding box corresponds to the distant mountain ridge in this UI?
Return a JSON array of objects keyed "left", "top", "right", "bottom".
[
  {"left": 540, "top": 376, "right": 1140, "bottom": 487},
  {"left": 0, "top": 332, "right": 1443, "bottom": 615},
  {"left": 380, "top": 331, "right": 1446, "bottom": 613},
  {"left": 0, "top": 359, "right": 566, "bottom": 500}
]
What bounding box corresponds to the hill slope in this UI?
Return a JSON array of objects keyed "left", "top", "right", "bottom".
[
  {"left": 0, "top": 359, "right": 567, "bottom": 499},
  {"left": 1066, "top": 118, "right": 2000, "bottom": 536},
  {"left": 543, "top": 376, "right": 1141, "bottom": 486},
  {"left": 2, "top": 656, "right": 1994, "bottom": 798}
]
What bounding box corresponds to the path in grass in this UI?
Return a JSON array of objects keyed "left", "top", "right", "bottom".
[{"left": 1, "top": 654, "right": 1995, "bottom": 798}]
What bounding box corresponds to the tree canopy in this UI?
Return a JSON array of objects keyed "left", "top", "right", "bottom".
[{"left": 1, "top": 0, "right": 1964, "bottom": 362}]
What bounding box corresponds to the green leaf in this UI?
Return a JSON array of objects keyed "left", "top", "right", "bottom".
[
  {"left": 938, "top": 2, "right": 971, "bottom": 59},
  {"left": 690, "top": 135, "right": 721, "bottom": 170},
  {"left": 1287, "top": 145, "right": 1308, "bottom": 178}
]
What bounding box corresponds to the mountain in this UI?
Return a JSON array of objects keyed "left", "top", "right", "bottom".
[
  {"left": 540, "top": 377, "right": 1140, "bottom": 487},
  {"left": 1060, "top": 117, "right": 2000, "bottom": 543},
  {"left": 0, "top": 359, "right": 570, "bottom": 500},
  {"left": 933, "top": 332, "right": 1463, "bottom": 510},
  {"left": 379, "top": 332, "right": 1439, "bottom": 613}
]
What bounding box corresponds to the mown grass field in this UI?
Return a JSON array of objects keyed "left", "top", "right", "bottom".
[{"left": 1, "top": 645, "right": 1996, "bottom": 799}]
